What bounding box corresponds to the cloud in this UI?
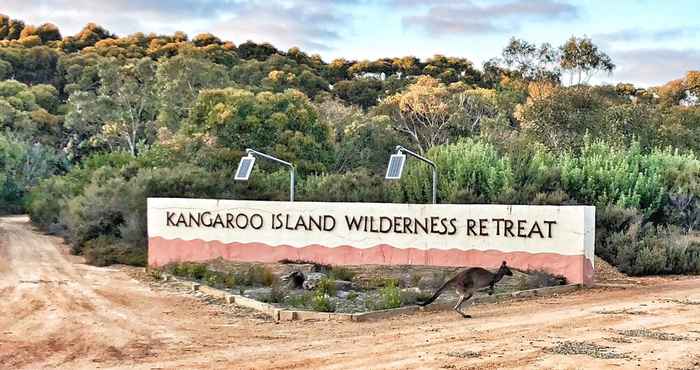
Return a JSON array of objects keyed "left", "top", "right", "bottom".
[
  {"left": 0, "top": 0, "right": 351, "bottom": 52},
  {"left": 608, "top": 48, "right": 700, "bottom": 86},
  {"left": 213, "top": 1, "right": 350, "bottom": 52},
  {"left": 595, "top": 27, "right": 700, "bottom": 43},
  {"left": 402, "top": 0, "right": 578, "bottom": 36}
]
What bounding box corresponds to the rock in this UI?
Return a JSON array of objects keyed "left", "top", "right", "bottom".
[
  {"left": 243, "top": 287, "right": 272, "bottom": 301},
  {"left": 336, "top": 291, "right": 350, "bottom": 299},
  {"left": 401, "top": 287, "right": 422, "bottom": 294},
  {"left": 333, "top": 280, "right": 354, "bottom": 291},
  {"left": 302, "top": 272, "right": 328, "bottom": 290},
  {"left": 281, "top": 271, "right": 305, "bottom": 289}
]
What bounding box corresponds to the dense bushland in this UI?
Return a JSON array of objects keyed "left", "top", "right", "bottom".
[{"left": 1, "top": 15, "right": 698, "bottom": 275}]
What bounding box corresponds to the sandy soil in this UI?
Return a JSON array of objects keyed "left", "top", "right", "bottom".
[{"left": 1, "top": 215, "right": 700, "bottom": 370}]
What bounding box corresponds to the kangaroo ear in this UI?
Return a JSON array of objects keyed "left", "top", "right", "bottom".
[{"left": 501, "top": 261, "right": 507, "bottom": 266}]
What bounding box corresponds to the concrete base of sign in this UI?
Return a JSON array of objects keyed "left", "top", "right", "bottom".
[
  {"left": 149, "top": 237, "right": 594, "bottom": 285},
  {"left": 163, "top": 273, "right": 582, "bottom": 322}
]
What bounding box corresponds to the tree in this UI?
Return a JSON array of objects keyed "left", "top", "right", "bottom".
[
  {"left": 0, "top": 80, "right": 63, "bottom": 145},
  {"left": 516, "top": 86, "right": 605, "bottom": 151},
  {"left": 237, "top": 40, "right": 279, "bottom": 60},
  {"left": 62, "top": 23, "right": 113, "bottom": 52},
  {"left": 65, "top": 58, "right": 158, "bottom": 157},
  {"left": 0, "top": 133, "right": 63, "bottom": 213},
  {"left": 501, "top": 38, "right": 560, "bottom": 84},
  {"left": 325, "top": 58, "right": 353, "bottom": 81},
  {"left": 0, "top": 46, "right": 60, "bottom": 85},
  {"left": 315, "top": 98, "right": 396, "bottom": 172},
  {"left": 392, "top": 56, "right": 421, "bottom": 76},
  {"left": 559, "top": 36, "right": 615, "bottom": 85},
  {"left": 155, "top": 53, "right": 229, "bottom": 131},
  {"left": 192, "top": 33, "right": 222, "bottom": 47},
  {"left": 381, "top": 76, "right": 488, "bottom": 153},
  {"left": 0, "top": 15, "right": 24, "bottom": 40},
  {"left": 186, "top": 88, "right": 334, "bottom": 173},
  {"left": 332, "top": 78, "right": 383, "bottom": 110}
]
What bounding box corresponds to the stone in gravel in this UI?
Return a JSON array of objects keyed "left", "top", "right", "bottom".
[{"left": 302, "top": 272, "right": 328, "bottom": 290}]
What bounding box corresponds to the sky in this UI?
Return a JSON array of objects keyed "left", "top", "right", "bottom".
[{"left": 2, "top": 0, "right": 699, "bottom": 86}]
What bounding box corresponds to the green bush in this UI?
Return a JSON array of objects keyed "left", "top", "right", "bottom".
[
  {"left": 379, "top": 279, "right": 401, "bottom": 309},
  {"left": 311, "top": 292, "right": 334, "bottom": 312},
  {"left": 393, "top": 138, "right": 514, "bottom": 203},
  {"left": 564, "top": 141, "right": 699, "bottom": 222},
  {"left": 315, "top": 277, "right": 336, "bottom": 296}
]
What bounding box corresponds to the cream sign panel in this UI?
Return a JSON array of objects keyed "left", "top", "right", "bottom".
[{"left": 147, "top": 198, "right": 595, "bottom": 285}]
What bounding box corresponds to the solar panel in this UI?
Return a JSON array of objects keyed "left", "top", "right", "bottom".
[
  {"left": 385, "top": 153, "right": 406, "bottom": 179},
  {"left": 234, "top": 156, "right": 256, "bottom": 180}
]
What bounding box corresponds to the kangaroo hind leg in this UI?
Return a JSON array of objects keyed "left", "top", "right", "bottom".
[{"left": 454, "top": 293, "right": 473, "bottom": 318}]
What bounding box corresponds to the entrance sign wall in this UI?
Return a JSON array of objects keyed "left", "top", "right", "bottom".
[{"left": 148, "top": 198, "right": 595, "bottom": 285}]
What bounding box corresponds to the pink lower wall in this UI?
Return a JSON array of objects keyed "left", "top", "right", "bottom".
[{"left": 149, "top": 237, "right": 594, "bottom": 285}]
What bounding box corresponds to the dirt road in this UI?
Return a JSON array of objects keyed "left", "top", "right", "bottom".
[{"left": 2, "top": 215, "right": 700, "bottom": 370}]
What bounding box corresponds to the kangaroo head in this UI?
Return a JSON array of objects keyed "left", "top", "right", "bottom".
[{"left": 499, "top": 261, "right": 513, "bottom": 276}]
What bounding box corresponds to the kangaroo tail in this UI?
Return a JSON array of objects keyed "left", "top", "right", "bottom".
[{"left": 418, "top": 275, "right": 457, "bottom": 307}]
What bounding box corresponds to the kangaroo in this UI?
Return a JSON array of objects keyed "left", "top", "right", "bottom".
[{"left": 418, "top": 261, "right": 513, "bottom": 318}]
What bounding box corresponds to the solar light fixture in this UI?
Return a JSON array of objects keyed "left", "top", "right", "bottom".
[
  {"left": 235, "top": 148, "right": 295, "bottom": 202},
  {"left": 385, "top": 153, "right": 406, "bottom": 179},
  {"left": 385, "top": 145, "right": 437, "bottom": 204},
  {"left": 234, "top": 155, "right": 256, "bottom": 180}
]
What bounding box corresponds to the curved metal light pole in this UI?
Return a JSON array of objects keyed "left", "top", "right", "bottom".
[
  {"left": 236, "top": 148, "right": 295, "bottom": 202},
  {"left": 386, "top": 145, "right": 437, "bottom": 204}
]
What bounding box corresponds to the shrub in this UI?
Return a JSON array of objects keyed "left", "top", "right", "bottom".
[
  {"left": 595, "top": 206, "right": 643, "bottom": 264},
  {"left": 399, "top": 289, "right": 432, "bottom": 305},
  {"left": 378, "top": 280, "right": 401, "bottom": 309},
  {"left": 82, "top": 235, "right": 146, "bottom": 266},
  {"left": 393, "top": 138, "right": 514, "bottom": 203},
  {"left": 285, "top": 292, "right": 313, "bottom": 309},
  {"left": 260, "top": 283, "right": 286, "bottom": 303},
  {"left": 204, "top": 270, "right": 225, "bottom": 287},
  {"left": 244, "top": 265, "right": 275, "bottom": 287},
  {"left": 301, "top": 169, "right": 393, "bottom": 203},
  {"left": 328, "top": 266, "right": 355, "bottom": 281},
  {"left": 517, "top": 270, "right": 567, "bottom": 290},
  {"left": 148, "top": 268, "right": 163, "bottom": 280},
  {"left": 223, "top": 272, "right": 237, "bottom": 289},
  {"left": 616, "top": 226, "right": 700, "bottom": 275},
  {"left": 311, "top": 290, "right": 335, "bottom": 312},
  {"left": 315, "top": 277, "right": 336, "bottom": 296}
]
